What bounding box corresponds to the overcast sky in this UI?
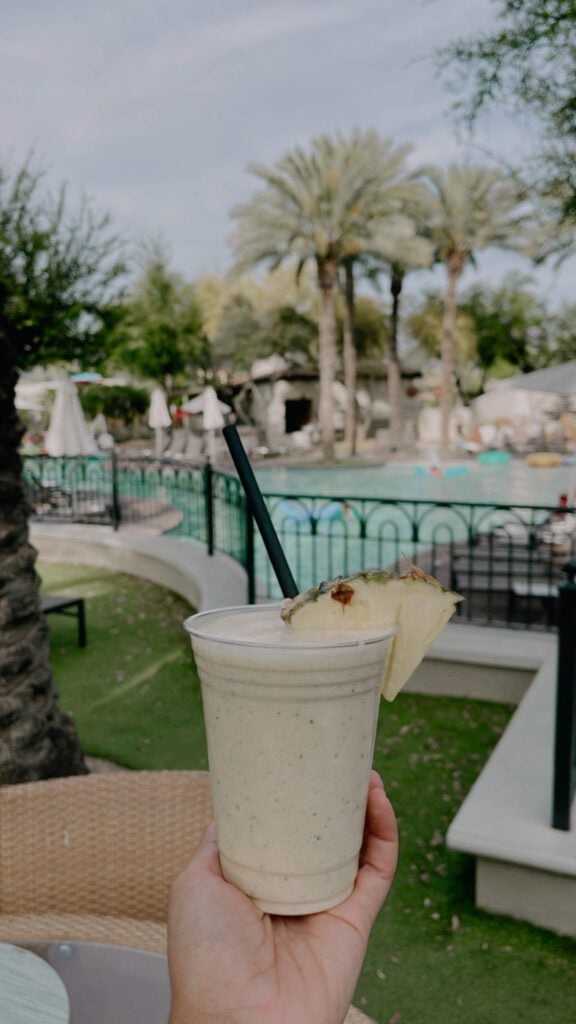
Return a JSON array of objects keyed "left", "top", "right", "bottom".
[{"left": 2, "top": 0, "right": 574, "bottom": 306}]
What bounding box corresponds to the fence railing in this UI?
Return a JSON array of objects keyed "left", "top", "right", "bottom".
[
  {"left": 24, "top": 452, "right": 576, "bottom": 829},
  {"left": 22, "top": 453, "right": 253, "bottom": 581},
  {"left": 23, "top": 453, "right": 576, "bottom": 630},
  {"left": 256, "top": 491, "right": 576, "bottom": 630},
  {"left": 552, "top": 566, "right": 576, "bottom": 830}
]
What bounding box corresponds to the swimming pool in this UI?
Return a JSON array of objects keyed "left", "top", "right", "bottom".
[
  {"left": 24, "top": 451, "right": 573, "bottom": 619},
  {"left": 255, "top": 459, "right": 575, "bottom": 507},
  {"left": 249, "top": 458, "right": 576, "bottom": 600}
]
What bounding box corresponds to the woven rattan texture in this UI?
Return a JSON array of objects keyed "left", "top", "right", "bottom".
[
  {"left": 0, "top": 913, "right": 168, "bottom": 953},
  {"left": 0, "top": 771, "right": 212, "bottom": 921}
]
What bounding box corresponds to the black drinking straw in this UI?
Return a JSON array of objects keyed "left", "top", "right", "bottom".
[{"left": 222, "top": 424, "right": 299, "bottom": 599}]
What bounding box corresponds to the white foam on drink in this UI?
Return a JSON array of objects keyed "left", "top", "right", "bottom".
[{"left": 190, "top": 606, "right": 392, "bottom": 647}]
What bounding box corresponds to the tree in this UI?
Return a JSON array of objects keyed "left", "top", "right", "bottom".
[
  {"left": 439, "top": 0, "right": 576, "bottom": 245},
  {"left": 523, "top": 164, "right": 576, "bottom": 267},
  {"left": 459, "top": 275, "right": 550, "bottom": 378},
  {"left": 345, "top": 296, "right": 389, "bottom": 360},
  {"left": 212, "top": 294, "right": 263, "bottom": 371},
  {"left": 229, "top": 130, "right": 409, "bottom": 460},
  {"left": 461, "top": 276, "right": 576, "bottom": 373},
  {"left": 213, "top": 298, "right": 317, "bottom": 374},
  {"left": 405, "top": 291, "right": 479, "bottom": 402},
  {"left": 440, "top": 1, "right": 576, "bottom": 134},
  {"left": 362, "top": 215, "right": 433, "bottom": 449},
  {"left": 260, "top": 305, "right": 317, "bottom": 359},
  {"left": 543, "top": 303, "right": 576, "bottom": 364},
  {"left": 336, "top": 137, "right": 419, "bottom": 456},
  {"left": 406, "top": 276, "right": 575, "bottom": 396},
  {"left": 418, "top": 162, "right": 526, "bottom": 450},
  {"left": 79, "top": 383, "right": 150, "bottom": 425},
  {"left": 195, "top": 266, "right": 317, "bottom": 343},
  {"left": 113, "top": 244, "right": 209, "bottom": 392},
  {"left": 0, "top": 159, "right": 126, "bottom": 783}
]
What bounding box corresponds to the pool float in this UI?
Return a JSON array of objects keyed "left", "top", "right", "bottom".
[
  {"left": 476, "top": 450, "right": 511, "bottom": 465},
  {"left": 526, "top": 451, "right": 562, "bottom": 468},
  {"left": 278, "top": 500, "right": 344, "bottom": 522},
  {"left": 415, "top": 465, "right": 469, "bottom": 477}
]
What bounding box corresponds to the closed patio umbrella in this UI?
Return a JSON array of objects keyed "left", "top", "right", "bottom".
[
  {"left": 181, "top": 386, "right": 231, "bottom": 428},
  {"left": 181, "top": 386, "right": 231, "bottom": 457},
  {"left": 148, "top": 387, "right": 172, "bottom": 454},
  {"left": 15, "top": 380, "right": 56, "bottom": 413},
  {"left": 44, "top": 377, "right": 97, "bottom": 456}
]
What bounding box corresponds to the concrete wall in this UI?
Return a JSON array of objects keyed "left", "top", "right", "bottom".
[
  {"left": 409, "top": 622, "right": 553, "bottom": 705},
  {"left": 31, "top": 523, "right": 248, "bottom": 613},
  {"left": 407, "top": 657, "right": 532, "bottom": 705},
  {"left": 447, "top": 645, "right": 576, "bottom": 938},
  {"left": 476, "top": 858, "right": 576, "bottom": 938}
]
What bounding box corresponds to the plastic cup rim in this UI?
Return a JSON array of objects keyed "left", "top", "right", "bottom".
[{"left": 184, "top": 603, "right": 396, "bottom": 650}]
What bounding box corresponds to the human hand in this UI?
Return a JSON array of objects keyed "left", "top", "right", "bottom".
[{"left": 167, "top": 770, "right": 398, "bottom": 1024}]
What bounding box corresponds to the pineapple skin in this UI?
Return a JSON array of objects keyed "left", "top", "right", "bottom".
[
  {"left": 280, "top": 568, "right": 463, "bottom": 700},
  {"left": 281, "top": 567, "right": 459, "bottom": 622}
]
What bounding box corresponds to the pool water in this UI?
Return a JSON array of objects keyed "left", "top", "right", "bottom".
[
  {"left": 161, "top": 457, "right": 575, "bottom": 598},
  {"left": 255, "top": 459, "right": 576, "bottom": 507},
  {"left": 249, "top": 459, "right": 576, "bottom": 596}
]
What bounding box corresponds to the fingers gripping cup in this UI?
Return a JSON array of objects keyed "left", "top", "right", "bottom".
[{"left": 185, "top": 604, "right": 395, "bottom": 916}]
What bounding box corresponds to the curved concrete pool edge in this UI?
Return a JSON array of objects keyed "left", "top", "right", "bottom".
[{"left": 30, "top": 522, "right": 248, "bottom": 612}]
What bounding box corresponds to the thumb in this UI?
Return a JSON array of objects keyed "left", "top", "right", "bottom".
[{"left": 177, "top": 820, "right": 223, "bottom": 885}]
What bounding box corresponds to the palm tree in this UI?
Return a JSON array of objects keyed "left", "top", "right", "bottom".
[
  {"left": 405, "top": 291, "right": 479, "bottom": 403},
  {"left": 363, "top": 215, "right": 433, "bottom": 450},
  {"left": 340, "top": 257, "right": 359, "bottom": 456},
  {"left": 230, "top": 131, "right": 413, "bottom": 460},
  {"left": 336, "top": 138, "right": 423, "bottom": 456},
  {"left": 0, "top": 160, "right": 125, "bottom": 783},
  {"left": 419, "top": 163, "right": 526, "bottom": 452}
]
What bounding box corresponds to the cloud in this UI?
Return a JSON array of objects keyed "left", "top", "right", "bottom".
[{"left": 1, "top": 0, "right": 573, "bottom": 300}]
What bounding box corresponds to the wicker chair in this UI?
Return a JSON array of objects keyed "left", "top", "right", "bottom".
[{"left": 0, "top": 771, "right": 374, "bottom": 1024}]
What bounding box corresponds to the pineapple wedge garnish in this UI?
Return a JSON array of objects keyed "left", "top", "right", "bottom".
[{"left": 281, "top": 568, "right": 462, "bottom": 701}]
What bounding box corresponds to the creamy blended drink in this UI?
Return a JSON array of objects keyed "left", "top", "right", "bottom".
[{"left": 185, "top": 604, "right": 395, "bottom": 915}]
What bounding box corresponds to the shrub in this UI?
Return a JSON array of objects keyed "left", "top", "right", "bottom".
[{"left": 79, "top": 384, "right": 149, "bottom": 424}]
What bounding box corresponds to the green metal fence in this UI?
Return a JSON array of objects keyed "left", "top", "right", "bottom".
[
  {"left": 23, "top": 452, "right": 252, "bottom": 587},
  {"left": 24, "top": 453, "right": 575, "bottom": 831},
  {"left": 23, "top": 453, "right": 576, "bottom": 630}
]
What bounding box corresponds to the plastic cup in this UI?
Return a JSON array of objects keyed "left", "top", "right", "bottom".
[{"left": 184, "top": 604, "right": 394, "bottom": 915}]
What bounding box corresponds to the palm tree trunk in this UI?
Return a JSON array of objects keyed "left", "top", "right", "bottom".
[
  {"left": 388, "top": 266, "right": 404, "bottom": 451},
  {"left": 440, "top": 256, "right": 463, "bottom": 455},
  {"left": 453, "top": 367, "right": 469, "bottom": 407},
  {"left": 342, "top": 262, "right": 357, "bottom": 458},
  {"left": 0, "top": 353, "right": 87, "bottom": 784},
  {"left": 316, "top": 257, "right": 337, "bottom": 462}
]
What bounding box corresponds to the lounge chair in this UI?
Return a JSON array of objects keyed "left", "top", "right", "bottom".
[
  {"left": 537, "top": 512, "right": 576, "bottom": 547},
  {"left": 491, "top": 512, "right": 576, "bottom": 550}
]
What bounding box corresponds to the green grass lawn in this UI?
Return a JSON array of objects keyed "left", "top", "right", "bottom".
[
  {"left": 40, "top": 562, "right": 575, "bottom": 1024},
  {"left": 39, "top": 561, "right": 208, "bottom": 771}
]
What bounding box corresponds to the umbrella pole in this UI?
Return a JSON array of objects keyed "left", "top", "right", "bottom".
[
  {"left": 206, "top": 430, "right": 216, "bottom": 460},
  {"left": 155, "top": 427, "right": 163, "bottom": 455}
]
